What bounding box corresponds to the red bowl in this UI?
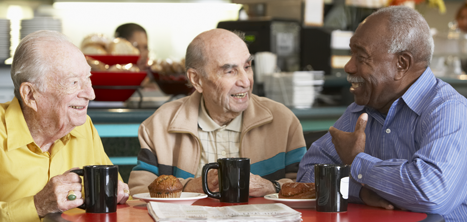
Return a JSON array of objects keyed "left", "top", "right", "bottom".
[
  {"left": 151, "top": 72, "right": 194, "bottom": 95},
  {"left": 86, "top": 55, "right": 146, "bottom": 102},
  {"left": 90, "top": 71, "right": 147, "bottom": 101},
  {"left": 86, "top": 55, "right": 139, "bottom": 66}
]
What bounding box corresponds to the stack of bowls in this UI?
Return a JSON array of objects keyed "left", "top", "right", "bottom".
[
  {"left": 0, "top": 19, "right": 10, "bottom": 61},
  {"left": 20, "top": 17, "right": 62, "bottom": 39}
]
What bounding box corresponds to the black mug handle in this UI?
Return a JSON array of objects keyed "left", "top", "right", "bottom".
[
  {"left": 202, "top": 163, "right": 220, "bottom": 199},
  {"left": 70, "top": 169, "right": 86, "bottom": 210}
]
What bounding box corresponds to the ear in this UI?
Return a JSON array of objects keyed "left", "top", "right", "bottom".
[
  {"left": 395, "top": 51, "right": 413, "bottom": 80},
  {"left": 20, "top": 82, "right": 38, "bottom": 112},
  {"left": 187, "top": 68, "right": 204, "bottom": 93}
]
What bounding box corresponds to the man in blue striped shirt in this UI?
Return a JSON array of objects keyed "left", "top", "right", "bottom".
[{"left": 297, "top": 6, "right": 467, "bottom": 221}]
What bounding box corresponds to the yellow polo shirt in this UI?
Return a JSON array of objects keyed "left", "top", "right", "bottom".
[{"left": 0, "top": 98, "right": 115, "bottom": 222}]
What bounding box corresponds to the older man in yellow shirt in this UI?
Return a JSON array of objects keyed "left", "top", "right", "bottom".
[{"left": 0, "top": 30, "right": 129, "bottom": 221}]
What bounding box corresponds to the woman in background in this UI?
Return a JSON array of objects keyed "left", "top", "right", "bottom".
[
  {"left": 115, "top": 23, "right": 149, "bottom": 71},
  {"left": 456, "top": 3, "right": 467, "bottom": 33}
]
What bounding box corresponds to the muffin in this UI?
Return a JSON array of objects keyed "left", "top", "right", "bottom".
[
  {"left": 148, "top": 175, "right": 183, "bottom": 198},
  {"left": 278, "top": 182, "right": 316, "bottom": 199}
]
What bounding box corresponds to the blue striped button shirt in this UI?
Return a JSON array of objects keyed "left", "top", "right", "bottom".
[{"left": 297, "top": 67, "right": 467, "bottom": 221}]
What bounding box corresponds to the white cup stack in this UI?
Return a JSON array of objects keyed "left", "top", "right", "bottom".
[{"left": 254, "top": 52, "right": 277, "bottom": 84}]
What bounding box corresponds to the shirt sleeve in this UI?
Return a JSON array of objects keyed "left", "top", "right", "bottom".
[
  {"left": 297, "top": 107, "right": 364, "bottom": 203},
  {"left": 0, "top": 196, "right": 40, "bottom": 222},
  {"left": 351, "top": 101, "right": 467, "bottom": 214}
]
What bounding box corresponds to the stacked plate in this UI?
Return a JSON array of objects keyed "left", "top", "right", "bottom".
[
  {"left": 0, "top": 19, "right": 10, "bottom": 60},
  {"left": 20, "top": 17, "right": 62, "bottom": 39},
  {"left": 264, "top": 71, "right": 324, "bottom": 109}
]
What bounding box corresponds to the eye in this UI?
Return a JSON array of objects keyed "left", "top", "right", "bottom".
[{"left": 225, "top": 69, "right": 237, "bottom": 75}]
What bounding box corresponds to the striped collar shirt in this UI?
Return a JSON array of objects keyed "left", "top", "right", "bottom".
[
  {"left": 195, "top": 96, "right": 242, "bottom": 177},
  {"left": 297, "top": 67, "right": 467, "bottom": 221}
]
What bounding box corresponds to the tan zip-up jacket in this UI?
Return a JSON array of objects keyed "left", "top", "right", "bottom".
[{"left": 128, "top": 92, "right": 306, "bottom": 195}]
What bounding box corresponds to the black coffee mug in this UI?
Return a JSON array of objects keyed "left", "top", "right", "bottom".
[
  {"left": 71, "top": 165, "right": 118, "bottom": 213},
  {"left": 314, "top": 164, "right": 350, "bottom": 212},
  {"left": 202, "top": 158, "right": 250, "bottom": 203}
]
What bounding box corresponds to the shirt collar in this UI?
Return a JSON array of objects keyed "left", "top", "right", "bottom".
[
  {"left": 6, "top": 97, "right": 35, "bottom": 151},
  {"left": 401, "top": 67, "right": 437, "bottom": 116},
  {"left": 198, "top": 95, "right": 242, "bottom": 132}
]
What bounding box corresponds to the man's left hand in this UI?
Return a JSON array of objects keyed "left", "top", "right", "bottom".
[
  {"left": 329, "top": 113, "right": 368, "bottom": 165},
  {"left": 249, "top": 173, "right": 276, "bottom": 197},
  {"left": 117, "top": 180, "right": 130, "bottom": 204}
]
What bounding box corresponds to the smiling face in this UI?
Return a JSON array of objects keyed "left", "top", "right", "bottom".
[
  {"left": 344, "top": 14, "right": 400, "bottom": 113},
  {"left": 34, "top": 42, "right": 95, "bottom": 131},
  {"left": 196, "top": 30, "right": 254, "bottom": 121}
]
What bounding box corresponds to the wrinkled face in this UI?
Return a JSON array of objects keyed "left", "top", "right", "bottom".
[
  {"left": 35, "top": 44, "right": 95, "bottom": 130},
  {"left": 457, "top": 8, "right": 467, "bottom": 33},
  {"left": 344, "top": 16, "right": 399, "bottom": 112},
  {"left": 128, "top": 31, "right": 149, "bottom": 70},
  {"left": 200, "top": 35, "right": 254, "bottom": 116}
]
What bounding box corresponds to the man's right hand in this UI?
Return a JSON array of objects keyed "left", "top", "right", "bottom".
[
  {"left": 360, "top": 186, "right": 394, "bottom": 210},
  {"left": 183, "top": 169, "right": 218, "bottom": 193},
  {"left": 34, "top": 169, "right": 83, "bottom": 218}
]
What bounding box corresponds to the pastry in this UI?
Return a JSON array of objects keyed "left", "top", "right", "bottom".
[
  {"left": 148, "top": 175, "right": 183, "bottom": 198},
  {"left": 107, "top": 38, "right": 139, "bottom": 55},
  {"left": 278, "top": 182, "right": 315, "bottom": 199}
]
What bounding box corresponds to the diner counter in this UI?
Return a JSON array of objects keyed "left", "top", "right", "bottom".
[
  {"left": 89, "top": 106, "right": 347, "bottom": 137},
  {"left": 44, "top": 198, "right": 445, "bottom": 222}
]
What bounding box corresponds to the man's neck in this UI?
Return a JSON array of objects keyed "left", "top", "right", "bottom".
[
  {"left": 203, "top": 101, "right": 240, "bottom": 126},
  {"left": 23, "top": 108, "right": 69, "bottom": 152}
]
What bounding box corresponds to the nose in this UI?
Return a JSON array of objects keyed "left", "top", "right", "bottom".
[
  {"left": 344, "top": 55, "right": 357, "bottom": 75},
  {"left": 79, "top": 79, "right": 96, "bottom": 101},
  {"left": 236, "top": 68, "right": 252, "bottom": 89}
]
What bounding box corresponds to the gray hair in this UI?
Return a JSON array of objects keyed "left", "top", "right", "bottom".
[
  {"left": 11, "top": 30, "right": 71, "bottom": 102},
  {"left": 185, "top": 35, "right": 206, "bottom": 76},
  {"left": 369, "top": 6, "right": 434, "bottom": 65}
]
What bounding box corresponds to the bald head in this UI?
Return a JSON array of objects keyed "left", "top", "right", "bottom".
[
  {"left": 365, "top": 6, "right": 433, "bottom": 65},
  {"left": 185, "top": 29, "right": 247, "bottom": 76}
]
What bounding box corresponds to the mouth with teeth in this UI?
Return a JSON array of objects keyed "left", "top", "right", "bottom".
[
  {"left": 347, "top": 75, "right": 364, "bottom": 91},
  {"left": 70, "top": 105, "right": 85, "bottom": 110},
  {"left": 231, "top": 93, "right": 247, "bottom": 98}
]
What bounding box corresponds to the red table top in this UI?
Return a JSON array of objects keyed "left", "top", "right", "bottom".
[{"left": 52, "top": 198, "right": 432, "bottom": 222}]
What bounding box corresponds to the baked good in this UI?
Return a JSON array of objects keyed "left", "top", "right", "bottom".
[
  {"left": 107, "top": 38, "right": 139, "bottom": 55},
  {"left": 278, "top": 182, "right": 315, "bottom": 199},
  {"left": 81, "top": 33, "right": 111, "bottom": 49},
  {"left": 81, "top": 44, "right": 107, "bottom": 55},
  {"left": 86, "top": 56, "right": 108, "bottom": 71},
  {"left": 148, "top": 175, "right": 183, "bottom": 198},
  {"left": 108, "top": 63, "right": 140, "bottom": 72}
]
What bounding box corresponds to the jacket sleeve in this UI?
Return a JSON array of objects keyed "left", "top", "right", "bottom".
[
  {"left": 128, "top": 122, "right": 192, "bottom": 195},
  {"left": 297, "top": 108, "right": 364, "bottom": 204},
  {"left": 283, "top": 115, "right": 307, "bottom": 182},
  {"left": 0, "top": 196, "right": 40, "bottom": 222},
  {"left": 351, "top": 101, "right": 467, "bottom": 214}
]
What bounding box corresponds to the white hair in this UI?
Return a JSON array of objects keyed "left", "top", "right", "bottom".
[
  {"left": 11, "top": 30, "right": 71, "bottom": 102},
  {"left": 369, "top": 6, "right": 434, "bottom": 65}
]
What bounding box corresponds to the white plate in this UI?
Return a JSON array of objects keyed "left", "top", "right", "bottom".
[
  {"left": 133, "top": 192, "right": 207, "bottom": 205},
  {"left": 264, "top": 193, "right": 316, "bottom": 209}
]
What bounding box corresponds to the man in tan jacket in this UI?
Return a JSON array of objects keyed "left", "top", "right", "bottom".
[{"left": 129, "top": 29, "right": 306, "bottom": 197}]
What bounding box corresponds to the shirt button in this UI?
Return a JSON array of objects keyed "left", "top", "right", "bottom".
[
  {"left": 386, "top": 128, "right": 391, "bottom": 134},
  {"left": 221, "top": 151, "right": 226, "bottom": 156},
  {"left": 358, "top": 174, "right": 363, "bottom": 179}
]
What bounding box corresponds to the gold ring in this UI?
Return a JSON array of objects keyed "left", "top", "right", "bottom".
[
  {"left": 124, "top": 189, "right": 130, "bottom": 194},
  {"left": 67, "top": 190, "right": 76, "bottom": 201}
]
